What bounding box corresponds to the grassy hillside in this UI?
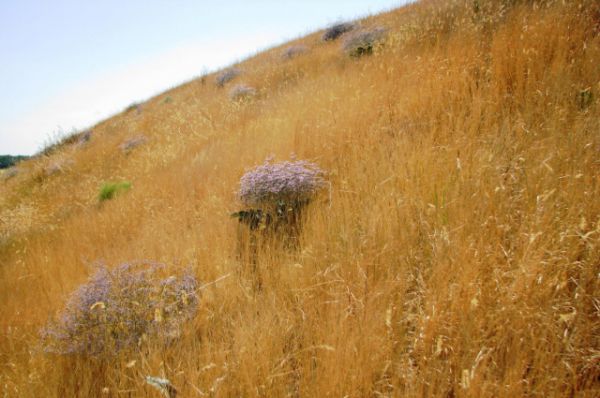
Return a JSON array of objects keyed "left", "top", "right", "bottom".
[{"left": 1, "top": 0, "right": 599, "bottom": 396}]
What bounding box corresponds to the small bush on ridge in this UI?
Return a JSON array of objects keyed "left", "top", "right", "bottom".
[
  {"left": 215, "top": 68, "right": 241, "bottom": 87},
  {"left": 322, "top": 22, "right": 356, "bottom": 41},
  {"left": 125, "top": 102, "right": 143, "bottom": 114},
  {"left": 41, "top": 262, "right": 198, "bottom": 355},
  {"left": 78, "top": 130, "right": 92, "bottom": 145}
]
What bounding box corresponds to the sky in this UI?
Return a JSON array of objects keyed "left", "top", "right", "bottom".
[{"left": 0, "top": 0, "right": 408, "bottom": 155}]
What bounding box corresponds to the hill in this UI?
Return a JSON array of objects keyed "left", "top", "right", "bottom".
[{"left": 1, "top": 0, "right": 599, "bottom": 396}]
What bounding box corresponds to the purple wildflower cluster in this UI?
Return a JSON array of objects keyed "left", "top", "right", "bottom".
[
  {"left": 42, "top": 262, "right": 198, "bottom": 355},
  {"left": 239, "top": 159, "right": 326, "bottom": 207},
  {"left": 215, "top": 68, "right": 240, "bottom": 87}
]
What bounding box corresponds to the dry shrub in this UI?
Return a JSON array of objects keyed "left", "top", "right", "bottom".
[{"left": 342, "top": 26, "right": 387, "bottom": 57}]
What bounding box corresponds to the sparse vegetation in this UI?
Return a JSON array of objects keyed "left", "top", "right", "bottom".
[
  {"left": 1, "top": 0, "right": 599, "bottom": 396},
  {"left": 119, "top": 135, "right": 147, "bottom": 153},
  {"left": 39, "top": 128, "right": 91, "bottom": 156},
  {"left": 98, "top": 181, "right": 131, "bottom": 202},
  {"left": 229, "top": 84, "right": 257, "bottom": 101},
  {"left": 281, "top": 44, "right": 308, "bottom": 60}
]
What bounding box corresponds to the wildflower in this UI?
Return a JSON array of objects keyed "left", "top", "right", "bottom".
[
  {"left": 41, "top": 262, "right": 198, "bottom": 355},
  {"left": 215, "top": 68, "right": 240, "bottom": 87},
  {"left": 238, "top": 158, "right": 326, "bottom": 207}
]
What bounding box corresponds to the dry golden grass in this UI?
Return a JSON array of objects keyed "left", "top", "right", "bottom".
[{"left": 1, "top": 0, "right": 599, "bottom": 396}]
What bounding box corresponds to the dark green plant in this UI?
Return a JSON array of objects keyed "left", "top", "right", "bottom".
[
  {"left": 0, "top": 155, "right": 28, "bottom": 169},
  {"left": 98, "top": 181, "right": 131, "bottom": 202}
]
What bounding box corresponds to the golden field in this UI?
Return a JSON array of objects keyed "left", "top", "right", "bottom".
[{"left": 1, "top": 0, "right": 599, "bottom": 396}]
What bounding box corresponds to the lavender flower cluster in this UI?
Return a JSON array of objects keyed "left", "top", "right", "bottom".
[
  {"left": 215, "top": 68, "right": 240, "bottom": 87},
  {"left": 239, "top": 159, "right": 326, "bottom": 206},
  {"left": 42, "top": 262, "right": 198, "bottom": 355}
]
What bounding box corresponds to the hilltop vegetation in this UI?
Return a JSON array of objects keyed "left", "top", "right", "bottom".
[
  {"left": 1, "top": 0, "right": 599, "bottom": 396},
  {"left": 0, "top": 155, "right": 28, "bottom": 169}
]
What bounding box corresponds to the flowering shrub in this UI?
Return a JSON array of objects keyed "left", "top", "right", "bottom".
[
  {"left": 342, "top": 27, "right": 387, "bottom": 57},
  {"left": 42, "top": 262, "right": 198, "bottom": 355},
  {"left": 322, "top": 22, "right": 356, "bottom": 41},
  {"left": 215, "top": 68, "right": 240, "bottom": 87},
  {"left": 239, "top": 159, "right": 326, "bottom": 207}
]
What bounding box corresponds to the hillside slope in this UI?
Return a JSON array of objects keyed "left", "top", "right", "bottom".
[{"left": 1, "top": 0, "right": 599, "bottom": 396}]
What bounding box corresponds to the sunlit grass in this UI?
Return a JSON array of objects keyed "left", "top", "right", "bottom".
[{"left": 0, "top": 0, "right": 599, "bottom": 396}]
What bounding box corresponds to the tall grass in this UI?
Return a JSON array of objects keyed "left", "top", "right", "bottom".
[{"left": 0, "top": 0, "right": 599, "bottom": 396}]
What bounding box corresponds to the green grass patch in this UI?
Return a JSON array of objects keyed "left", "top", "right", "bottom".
[{"left": 98, "top": 181, "right": 132, "bottom": 202}]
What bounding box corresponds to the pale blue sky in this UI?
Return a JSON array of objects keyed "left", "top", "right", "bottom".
[{"left": 0, "top": 0, "right": 408, "bottom": 155}]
